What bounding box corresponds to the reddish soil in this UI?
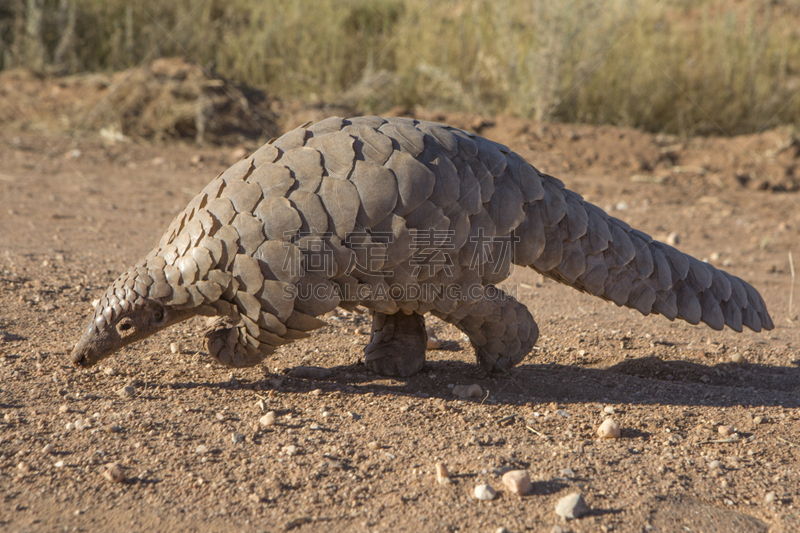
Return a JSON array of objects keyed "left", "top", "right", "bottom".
[{"left": 1, "top": 73, "right": 800, "bottom": 532}]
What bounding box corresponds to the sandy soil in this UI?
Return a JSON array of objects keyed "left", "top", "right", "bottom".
[{"left": 1, "top": 90, "right": 800, "bottom": 532}]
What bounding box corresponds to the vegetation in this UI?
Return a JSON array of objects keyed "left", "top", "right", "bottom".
[{"left": 2, "top": 0, "right": 800, "bottom": 135}]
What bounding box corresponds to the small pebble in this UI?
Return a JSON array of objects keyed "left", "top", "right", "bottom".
[
  {"left": 550, "top": 527, "right": 565, "bottom": 533},
  {"left": 58, "top": 404, "right": 70, "bottom": 414},
  {"left": 730, "top": 352, "right": 745, "bottom": 363},
  {"left": 426, "top": 328, "right": 443, "bottom": 350},
  {"left": 367, "top": 441, "right": 381, "bottom": 450},
  {"left": 709, "top": 460, "right": 722, "bottom": 470},
  {"left": 169, "top": 342, "right": 181, "bottom": 354},
  {"left": 259, "top": 411, "right": 276, "bottom": 427},
  {"left": 255, "top": 399, "right": 267, "bottom": 412},
  {"left": 289, "top": 366, "right": 332, "bottom": 380},
  {"left": 474, "top": 483, "right": 497, "bottom": 501},
  {"left": 718, "top": 425, "right": 735, "bottom": 437},
  {"left": 103, "top": 462, "right": 127, "bottom": 483},
  {"left": 753, "top": 416, "right": 764, "bottom": 425},
  {"left": 555, "top": 492, "right": 590, "bottom": 519},
  {"left": 426, "top": 337, "right": 443, "bottom": 350},
  {"left": 666, "top": 232, "right": 680, "bottom": 246},
  {"left": 54, "top": 460, "right": 64, "bottom": 468},
  {"left": 195, "top": 445, "right": 209, "bottom": 454},
  {"left": 603, "top": 405, "right": 615, "bottom": 415},
  {"left": 495, "top": 528, "right": 510, "bottom": 533},
  {"left": 309, "top": 423, "right": 322, "bottom": 430},
  {"left": 103, "top": 367, "right": 117, "bottom": 376},
  {"left": 765, "top": 491, "right": 778, "bottom": 504},
  {"left": 310, "top": 389, "right": 323, "bottom": 396},
  {"left": 282, "top": 444, "right": 299, "bottom": 456},
  {"left": 435, "top": 462, "right": 451, "bottom": 486},
  {"left": 502, "top": 469, "right": 532, "bottom": 495},
  {"left": 355, "top": 327, "right": 369, "bottom": 335},
  {"left": 560, "top": 467, "right": 575, "bottom": 477},
  {"left": 16, "top": 462, "right": 30, "bottom": 473},
  {"left": 117, "top": 385, "right": 135, "bottom": 399},
  {"left": 42, "top": 444, "right": 54, "bottom": 454},
  {"left": 452, "top": 384, "right": 483, "bottom": 399},
  {"left": 231, "top": 432, "right": 245, "bottom": 444},
  {"left": 597, "top": 418, "right": 621, "bottom": 439}
]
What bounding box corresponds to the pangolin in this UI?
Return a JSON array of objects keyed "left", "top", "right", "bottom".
[{"left": 70, "top": 116, "right": 774, "bottom": 377}]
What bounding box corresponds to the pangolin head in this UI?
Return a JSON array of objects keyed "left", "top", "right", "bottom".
[{"left": 70, "top": 264, "right": 196, "bottom": 367}]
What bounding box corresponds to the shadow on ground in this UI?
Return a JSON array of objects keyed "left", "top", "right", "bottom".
[{"left": 166, "top": 356, "right": 800, "bottom": 408}]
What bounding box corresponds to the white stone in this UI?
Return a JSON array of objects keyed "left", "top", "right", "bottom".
[
  {"left": 555, "top": 492, "right": 590, "bottom": 519},
  {"left": 474, "top": 484, "right": 497, "bottom": 501},
  {"left": 597, "top": 418, "right": 620, "bottom": 439},
  {"left": 259, "top": 411, "right": 276, "bottom": 427}
]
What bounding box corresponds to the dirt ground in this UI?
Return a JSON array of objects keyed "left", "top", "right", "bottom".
[{"left": 1, "top": 76, "right": 800, "bottom": 533}]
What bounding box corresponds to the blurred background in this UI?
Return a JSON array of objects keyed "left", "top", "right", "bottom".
[{"left": 1, "top": 0, "right": 800, "bottom": 144}]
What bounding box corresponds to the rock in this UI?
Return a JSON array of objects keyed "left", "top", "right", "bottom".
[
  {"left": 195, "top": 445, "right": 209, "bottom": 454},
  {"left": 753, "top": 416, "right": 764, "bottom": 425},
  {"left": 765, "top": 491, "right": 778, "bottom": 503},
  {"left": 597, "top": 418, "right": 620, "bottom": 439},
  {"left": 426, "top": 337, "right": 443, "bottom": 350},
  {"left": 666, "top": 232, "right": 680, "bottom": 246},
  {"left": 289, "top": 366, "right": 332, "bottom": 380},
  {"left": 452, "top": 384, "right": 483, "bottom": 399},
  {"left": 282, "top": 444, "right": 299, "bottom": 456},
  {"left": 368, "top": 441, "right": 381, "bottom": 450},
  {"left": 502, "top": 469, "right": 532, "bottom": 495},
  {"left": 42, "top": 444, "right": 54, "bottom": 454},
  {"left": 435, "top": 462, "right": 451, "bottom": 486},
  {"left": 718, "top": 425, "right": 735, "bottom": 437},
  {"left": 309, "top": 422, "right": 322, "bottom": 430},
  {"left": 426, "top": 328, "right": 443, "bottom": 350},
  {"left": 474, "top": 483, "right": 497, "bottom": 501},
  {"left": 118, "top": 385, "right": 135, "bottom": 399},
  {"left": 103, "top": 462, "right": 127, "bottom": 483},
  {"left": 16, "top": 462, "right": 30, "bottom": 473},
  {"left": 231, "top": 432, "right": 245, "bottom": 444},
  {"left": 103, "top": 367, "right": 117, "bottom": 376},
  {"left": 560, "top": 467, "right": 575, "bottom": 477},
  {"left": 730, "top": 352, "right": 745, "bottom": 363},
  {"left": 169, "top": 342, "right": 181, "bottom": 354},
  {"left": 255, "top": 399, "right": 267, "bottom": 412},
  {"left": 58, "top": 404, "right": 70, "bottom": 413},
  {"left": 709, "top": 460, "right": 722, "bottom": 470},
  {"left": 555, "top": 492, "right": 590, "bottom": 519},
  {"left": 259, "top": 411, "right": 276, "bottom": 427},
  {"left": 603, "top": 405, "right": 615, "bottom": 415}
]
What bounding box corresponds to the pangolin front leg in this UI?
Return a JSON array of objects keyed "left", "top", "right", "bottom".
[
  {"left": 364, "top": 311, "right": 427, "bottom": 377},
  {"left": 432, "top": 286, "right": 539, "bottom": 374}
]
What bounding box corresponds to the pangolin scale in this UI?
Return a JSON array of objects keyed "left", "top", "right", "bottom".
[{"left": 70, "top": 116, "right": 773, "bottom": 377}]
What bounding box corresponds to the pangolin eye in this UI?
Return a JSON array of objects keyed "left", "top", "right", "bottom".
[{"left": 152, "top": 307, "right": 165, "bottom": 323}]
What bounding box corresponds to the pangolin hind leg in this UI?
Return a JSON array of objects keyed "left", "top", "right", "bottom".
[
  {"left": 364, "top": 310, "right": 428, "bottom": 377},
  {"left": 432, "top": 286, "right": 539, "bottom": 373}
]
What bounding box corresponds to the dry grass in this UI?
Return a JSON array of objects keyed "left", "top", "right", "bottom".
[{"left": 2, "top": 0, "right": 800, "bottom": 134}]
